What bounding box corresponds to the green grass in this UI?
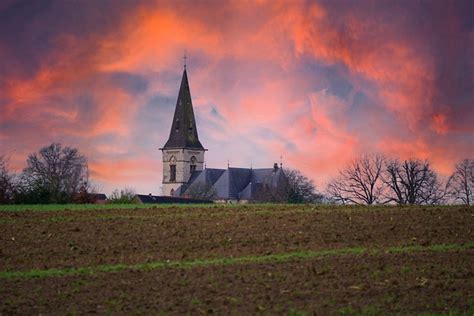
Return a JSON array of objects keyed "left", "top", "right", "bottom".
[
  {"left": 1, "top": 242, "right": 472, "bottom": 280},
  {"left": 337, "top": 305, "right": 385, "bottom": 315},
  {"left": 384, "top": 243, "right": 471, "bottom": 254},
  {"left": 1, "top": 203, "right": 471, "bottom": 213},
  {"left": 0, "top": 203, "right": 300, "bottom": 212},
  {"left": 0, "top": 203, "right": 361, "bottom": 224},
  {"left": 0, "top": 203, "right": 215, "bottom": 212},
  {"left": 335, "top": 306, "right": 474, "bottom": 316}
]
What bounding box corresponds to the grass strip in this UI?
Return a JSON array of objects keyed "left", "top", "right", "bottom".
[
  {"left": 1, "top": 243, "right": 473, "bottom": 280},
  {"left": 2, "top": 203, "right": 469, "bottom": 213},
  {"left": 384, "top": 243, "right": 472, "bottom": 253},
  {"left": 0, "top": 203, "right": 304, "bottom": 212},
  {"left": 0, "top": 203, "right": 216, "bottom": 212}
]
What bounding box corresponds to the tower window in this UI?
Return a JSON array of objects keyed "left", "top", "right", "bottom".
[
  {"left": 169, "top": 156, "right": 177, "bottom": 182},
  {"left": 170, "top": 165, "right": 176, "bottom": 182},
  {"left": 190, "top": 156, "right": 196, "bottom": 174}
]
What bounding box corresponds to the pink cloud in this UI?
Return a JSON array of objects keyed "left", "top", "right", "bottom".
[{"left": 1, "top": 1, "right": 472, "bottom": 194}]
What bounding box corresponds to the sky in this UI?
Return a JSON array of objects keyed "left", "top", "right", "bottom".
[{"left": 0, "top": 0, "right": 473, "bottom": 195}]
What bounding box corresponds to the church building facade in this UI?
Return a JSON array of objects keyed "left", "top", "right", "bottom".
[{"left": 160, "top": 65, "right": 287, "bottom": 202}]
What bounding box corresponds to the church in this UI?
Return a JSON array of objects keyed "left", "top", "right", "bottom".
[{"left": 160, "top": 64, "right": 287, "bottom": 202}]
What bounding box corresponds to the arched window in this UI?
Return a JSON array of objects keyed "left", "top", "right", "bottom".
[
  {"left": 170, "top": 188, "right": 175, "bottom": 196},
  {"left": 169, "top": 156, "right": 177, "bottom": 181},
  {"left": 190, "top": 156, "right": 197, "bottom": 173}
]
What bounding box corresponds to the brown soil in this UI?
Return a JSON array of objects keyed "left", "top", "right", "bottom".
[
  {"left": 0, "top": 205, "right": 472, "bottom": 271},
  {"left": 1, "top": 251, "right": 473, "bottom": 315},
  {"left": 1, "top": 205, "right": 473, "bottom": 314}
]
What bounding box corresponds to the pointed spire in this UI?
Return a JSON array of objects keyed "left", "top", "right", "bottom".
[
  {"left": 183, "top": 50, "right": 187, "bottom": 70},
  {"left": 162, "top": 64, "right": 204, "bottom": 150}
]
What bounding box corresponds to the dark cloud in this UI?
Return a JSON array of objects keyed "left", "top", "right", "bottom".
[
  {"left": 106, "top": 72, "right": 149, "bottom": 95},
  {"left": 347, "top": 92, "right": 408, "bottom": 144},
  {"left": 318, "top": 0, "right": 473, "bottom": 132},
  {"left": 0, "top": 0, "right": 151, "bottom": 80},
  {"left": 0, "top": 0, "right": 472, "bottom": 193},
  {"left": 132, "top": 93, "right": 175, "bottom": 150},
  {"left": 210, "top": 106, "right": 226, "bottom": 121}
]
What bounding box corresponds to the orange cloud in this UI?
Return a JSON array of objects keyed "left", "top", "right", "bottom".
[
  {"left": 430, "top": 113, "right": 450, "bottom": 135},
  {"left": 291, "top": 3, "right": 437, "bottom": 131},
  {"left": 1, "top": 0, "right": 471, "bottom": 194}
]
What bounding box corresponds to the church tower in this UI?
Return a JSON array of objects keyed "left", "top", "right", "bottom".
[{"left": 160, "top": 64, "right": 206, "bottom": 196}]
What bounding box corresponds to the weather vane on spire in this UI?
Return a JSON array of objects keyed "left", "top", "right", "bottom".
[{"left": 183, "top": 50, "right": 187, "bottom": 69}]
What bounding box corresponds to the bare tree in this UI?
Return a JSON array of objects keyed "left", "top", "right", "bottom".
[
  {"left": 109, "top": 188, "right": 136, "bottom": 204},
  {"left": 72, "top": 175, "right": 101, "bottom": 204},
  {"left": 22, "top": 143, "right": 88, "bottom": 203},
  {"left": 382, "top": 158, "right": 445, "bottom": 205},
  {"left": 285, "top": 169, "right": 323, "bottom": 203},
  {"left": 326, "top": 178, "right": 349, "bottom": 205},
  {"left": 447, "top": 159, "right": 473, "bottom": 205},
  {"left": 326, "top": 154, "right": 384, "bottom": 205},
  {"left": 0, "top": 155, "right": 15, "bottom": 204}
]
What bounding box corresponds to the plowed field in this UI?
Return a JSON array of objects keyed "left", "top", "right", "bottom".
[{"left": 1, "top": 205, "right": 473, "bottom": 314}]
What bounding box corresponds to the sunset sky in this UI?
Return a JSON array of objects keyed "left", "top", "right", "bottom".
[{"left": 0, "top": 0, "right": 472, "bottom": 195}]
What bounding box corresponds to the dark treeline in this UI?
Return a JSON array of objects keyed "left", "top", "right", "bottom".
[
  {"left": 326, "top": 153, "right": 473, "bottom": 206},
  {"left": 0, "top": 143, "right": 324, "bottom": 205},
  {"left": 1, "top": 144, "right": 472, "bottom": 205},
  {"left": 0, "top": 143, "right": 92, "bottom": 204}
]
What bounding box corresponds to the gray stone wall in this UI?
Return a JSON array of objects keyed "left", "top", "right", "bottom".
[{"left": 161, "top": 149, "right": 205, "bottom": 196}]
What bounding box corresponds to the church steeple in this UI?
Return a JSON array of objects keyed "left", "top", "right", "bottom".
[
  {"left": 163, "top": 67, "right": 204, "bottom": 150},
  {"left": 160, "top": 61, "right": 206, "bottom": 196}
]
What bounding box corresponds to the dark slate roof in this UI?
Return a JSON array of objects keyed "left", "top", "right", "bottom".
[
  {"left": 182, "top": 166, "right": 286, "bottom": 201},
  {"left": 134, "top": 194, "right": 162, "bottom": 203},
  {"left": 188, "top": 170, "right": 203, "bottom": 184},
  {"left": 134, "top": 194, "right": 211, "bottom": 204},
  {"left": 191, "top": 168, "right": 226, "bottom": 186},
  {"left": 251, "top": 168, "right": 284, "bottom": 187},
  {"left": 212, "top": 168, "right": 252, "bottom": 199},
  {"left": 209, "top": 169, "right": 230, "bottom": 198},
  {"left": 238, "top": 182, "right": 253, "bottom": 200},
  {"left": 229, "top": 168, "right": 253, "bottom": 197},
  {"left": 182, "top": 168, "right": 225, "bottom": 197},
  {"left": 88, "top": 193, "right": 107, "bottom": 200},
  {"left": 162, "top": 68, "right": 204, "bottom": 150},
  {"left": 186, "top": 168, "right": 227, "bottom": 187},
  {"left": 171, "top": 185, "right": 188, "bottom": 197}
]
